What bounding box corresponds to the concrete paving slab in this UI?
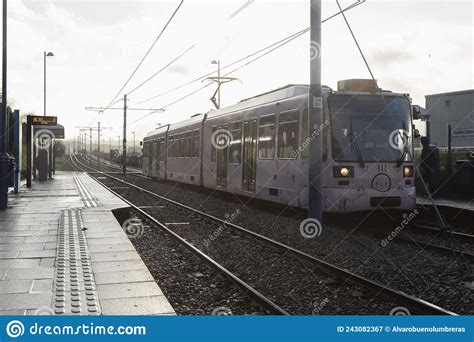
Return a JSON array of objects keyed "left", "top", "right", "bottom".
[
  {"left": 18, "top": 250, "right": 57, "bottom": 258},
  {"left": 0, "top": 280, "right": 33, "bottom": 294},
  {"left": 39, "top": 258, "right": 55, "bottom": 268},
  {"left": 92, "top": 260, "right": 149, "bottom": 273},
  {"left": 5, "top": 267, "right": 55, "bottom": 280},
  {"left": 90, "top": 251, "right": 143, "bottom": 262},
  {"left": 97, "top": 282, "right": 163, "bottom": 300},
  {"left": 0, "top": 293, "right": 52, "bottom": 311},
  {"left": 31, "top": 279, "right": 53, "bottom": 293},
  {"left": 100, "top": 296, "right": 175, "bottom": 315},
  {"left": 0, "top": 259, "right": 40, "bottom": 268},
  {"left": 94, "top": 270, "right": 154, "bottom": 285},
  {"left": 88, "top": 243, "right": 135, "bottom": 253}
]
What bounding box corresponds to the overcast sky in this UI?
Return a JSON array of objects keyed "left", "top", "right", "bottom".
[{"left": 5, "top": 0, "right": 473, "bottom": 144}]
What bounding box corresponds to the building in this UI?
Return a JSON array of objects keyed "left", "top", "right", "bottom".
[{"left": 426, "top": 89, "right": 474, "bottom": 148}]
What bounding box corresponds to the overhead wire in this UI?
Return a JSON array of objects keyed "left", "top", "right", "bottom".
[
  {"left": 126, "top": 44, "right": 197, "bottom": 96},
  {"left": 132, "top": 0, "right": 364, "bottom": 107},
  {"left": 89, "top": 0, "right": 256, "bottom": 129},
  {"left": 87, "top": 0, "right": 184, "bottom": 127},
  {"left": 128, "top": 0, "right": 365, "bottom": 127}
]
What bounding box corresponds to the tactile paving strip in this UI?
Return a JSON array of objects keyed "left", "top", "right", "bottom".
[
  {"left": 53, "top": 208, "right": 101, "bottom": 315},
  {"left": 73, "top": 173, "right": 101, "bottom": 208}
]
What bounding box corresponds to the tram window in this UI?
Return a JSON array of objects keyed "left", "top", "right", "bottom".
[
  {"left": 185, "top": 132, "right": 192, "bottom": 157},
  {"left": 302, "top": 109, "right": 309, "bottom": 159},
  {"left": 258, "top": 115, "right": 275, "bottom": 160},
  {"left": 211, "top": 126, "right": 217, "bottom": 162},
  {"left": 153, "top": 142, "right": 159, "bottom": 161},
  {"left": 192, "top": 130, "right": 200, "bottom": 158},
  {"left": 169, "top": 136, "right": 175, "bottom": 157},
  {"left": 175, "top": 134, "right": 180, "bottom": 157},
  {"left": 160, "top": 138, "right": 165, "bottom": 161},
  {"left": 229, "top": 122, "right": 242, "bottom": 164},
  {"left": 278, "top": 111, "right": 299, "bottom": 159},
  {"left": 147, "top": 143, "right": 152, "bottom": 159},
  {"left": 152, "top": 142, "right": 158, "bottom": 162},
  {"left": 178, "top": 134, "right": 184, "bottom": 158}
]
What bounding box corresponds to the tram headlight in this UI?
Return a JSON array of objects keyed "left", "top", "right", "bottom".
[
  {"left": 403, "top": 166, "right": 414, "bottom": 177},
  {"left": 333, "top": 166, "right": 354, "bottom": 178}
]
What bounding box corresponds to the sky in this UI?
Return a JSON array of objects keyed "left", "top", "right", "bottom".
[{"left": 4, "top": 0, "right": 474, "bottom": 146}]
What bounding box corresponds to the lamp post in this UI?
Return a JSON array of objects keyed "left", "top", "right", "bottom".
[{"left": 43, "top": 51, "right": 54, "bottom": 117}]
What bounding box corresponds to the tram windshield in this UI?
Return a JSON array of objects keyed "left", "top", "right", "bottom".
[{"left": 328, "top": 94, "right": 413, "bottom": 164}]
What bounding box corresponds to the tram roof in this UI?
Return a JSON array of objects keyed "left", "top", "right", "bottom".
[{"left": 144, "top": 84, "right": 321, "bottom": 140}]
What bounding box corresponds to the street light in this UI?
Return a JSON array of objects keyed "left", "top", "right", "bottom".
[{"left": 44, "top": 51, "right": 54, "bottom": 117}]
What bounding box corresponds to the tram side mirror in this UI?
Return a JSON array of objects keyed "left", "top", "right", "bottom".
[
  {"left": 140, "top": 141, "right": 143, "bottom": 146},
  {"left": 414, "top": 128, "right": 421, "bottom": 139},
  {"left": 412, "top": 105, "right": 422, "bottom": 120}
]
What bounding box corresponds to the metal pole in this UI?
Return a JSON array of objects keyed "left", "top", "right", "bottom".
[
  {"left": 0, "top": 0, "right": 8, "bottom": 208},
  {"left": 43, "top": 51, "right": 46, "bottom": 117},
  {"left": 217, "top": 60, "right": 221, "bottom": 108},
  {"left": 89, "top": 127, "right": 92, "bottom": 161},
  {"left": 122, "top": 94, "right": 127, "bottom": 175},
  {"left": 132, "top": 131, "right": 135, "bottom": 166},
  {"left": 48, "top": 135, "right": 53, "bottom": 179},
  {"left": 97, "top": 121, "right": 100, "bottom": 166},
  {"left": 13, "top": 110, "right": 19, "bottom": 193},
  {"left": 52, "top": 136, "right": 55, "bottom": 176},
  {"left": 308, "top": 0, "right": 323, "bottom": 221},
  {"left": 26, "top": 116, "right": 32, "bottom": 188},
  {"left": 447, "top": 124, "right": 452, "bottom": 196}
]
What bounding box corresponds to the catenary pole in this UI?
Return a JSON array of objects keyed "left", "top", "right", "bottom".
[{"left": 308, "top": 0, "right": 323, "bottom": 221}]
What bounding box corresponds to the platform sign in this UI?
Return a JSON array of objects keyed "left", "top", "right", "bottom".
[
  {"left": 30, "top": 115, "right": 57, "bottom": 126},
  {"left": 452, "top": 128, "right": 474, "bottom": 140}
]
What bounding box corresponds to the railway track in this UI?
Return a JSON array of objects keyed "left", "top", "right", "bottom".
[
  {"left": 82, "top": 154, "right": 474, "bottom": 262},
  {"left": 71, "top": 153, "right": 456, "bottom": 315},
  {"left": 410, "top": 223, "right": 474, "bottom": 245},
  {"left": 70, "top": 154, "right": 288, "bottom": 315}
]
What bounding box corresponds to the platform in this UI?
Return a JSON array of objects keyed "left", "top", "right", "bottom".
[
  {"left": 0, "top": 172, "right": 175, "bottom": 316},
  {"left": 417, "top": 197, "right": 474, "bottom": 214}
]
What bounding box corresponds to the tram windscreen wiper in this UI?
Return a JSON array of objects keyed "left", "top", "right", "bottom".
[
  {"left": 348, "top": 119, "right": 365, "bottom": 168},
  {"left": 396, "top": 145, "right": 408, "bottom": 167},
  {"left": 396, "top": 123, "right": 409, "bottom": 167}
]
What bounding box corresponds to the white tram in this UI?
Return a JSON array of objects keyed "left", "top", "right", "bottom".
[{"left": 143, "top": 79, "right": 418, "bottom": 212}]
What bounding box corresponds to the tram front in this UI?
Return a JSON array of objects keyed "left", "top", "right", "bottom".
[{"left": 324, "top": 81, "right": 416, "bottom": 212}]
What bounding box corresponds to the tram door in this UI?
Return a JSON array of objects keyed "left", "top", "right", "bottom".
[
  {"left": 147, "top": 143, "right": 153, "bottom": 175},
  {"left": 242, "top": 120, "right": 257, "bottom": 192},
  {"left": 216, "top": 125, "right": 229, "bottom": 187},
  {"left": 152, "top": 142, "right": 158, "bottom": 176},
  {"left": 159, "top": 138, "right": 165, "bottom": 177}
]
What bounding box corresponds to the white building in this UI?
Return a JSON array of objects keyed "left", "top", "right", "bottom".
[{"left": 425, "top": 89, "right": 474, "bottom": 148}]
